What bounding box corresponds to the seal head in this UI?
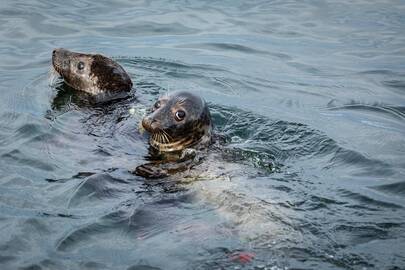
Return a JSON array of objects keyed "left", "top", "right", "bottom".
[
  {"left": 52, "top": 48, "right": 132, "bottom": 95},
  {"left": 142, "top": 91, "right": 212, "bottom": 153}
]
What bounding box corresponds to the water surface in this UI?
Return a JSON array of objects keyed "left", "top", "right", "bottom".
[{"left": 1, "top": 0, "right": 405, "bottom": 269}]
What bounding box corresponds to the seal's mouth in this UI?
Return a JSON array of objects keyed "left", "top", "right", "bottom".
[
  {"left": 141, "top": 117, "right": 192, "bottom": 152},
  {"left": 149, "top": 131, "right": 198, "bottom": 152},
  {"left": 141, "top": 112, "right": 211, "bottom": 152}
]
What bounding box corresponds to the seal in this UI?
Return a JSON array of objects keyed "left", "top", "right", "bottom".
[
  {"left": 52, "top": 48, "right": 133, "bottom": 97},
  {"left": 134, "top": 91, "right": 213, "bottom": 178},
  {"left": 142, "top": 91, "right": 212, "bottom": 152}
]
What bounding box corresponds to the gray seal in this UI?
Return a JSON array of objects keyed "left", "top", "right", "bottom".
[
  {"left": 52, "top": 48, "right": 132, "bottom": 96},
  {"left": 134, "top": 91, "right": 213, "bottom": 178}
]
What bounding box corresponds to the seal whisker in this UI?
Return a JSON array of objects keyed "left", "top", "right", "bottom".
[
  {"left": 163, "top": 130, "right": 171, "bottom": 144},
  {"left": 160, "top": 131, "right": 165, "bottom": 144},
  {"left": 152, "top": 133, "right": 160, "bottom": 144},
  {"left": 160, "top": 132, "right": 167, "bottom": 144},
  {"left": 157, "top": 133, "right": 164, "bottom": 144},
  {"left": 164, "top": 133, "right": 171, "bottom": 144},
  {"left": 143, "top": 91, "right": 212, "bottom": 154},
  {"left": 161, "top": 129, "right": 172, "bottom": 142}
]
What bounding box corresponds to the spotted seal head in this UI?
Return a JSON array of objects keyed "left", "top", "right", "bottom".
[
  {"left": 52, "top": 48, "right": 132, "bottom": 95},
  {"left": 141, "top": 91, "right": 212, "bottom": 153}
]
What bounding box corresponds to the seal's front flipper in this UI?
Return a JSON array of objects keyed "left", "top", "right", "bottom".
[
  {"left": 132, "top": 148, "right": 205, "bottom": 179},
  {"left": 132, "top": 154, "right": 199, "bottom": 179},
  {"left": 132, "top": 163, "right": 170, "bottom": 179}
]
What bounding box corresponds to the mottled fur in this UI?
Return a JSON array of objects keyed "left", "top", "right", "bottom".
[{"left": 52, "top": 48, "right": 132, "bottom": 95}]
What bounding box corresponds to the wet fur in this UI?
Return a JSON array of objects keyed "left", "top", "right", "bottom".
[
  {"left": 142, "top": 91, "right": 212, "bottom": 153},
  {"left": 134, "top": 91, "right": 213, "bottom": 178},
  {"left": 52, "top": 48, "right": 132, "bottom": 95}
]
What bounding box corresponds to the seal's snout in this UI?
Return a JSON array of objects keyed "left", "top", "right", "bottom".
[
  {"left": 52, "top": 50, "right": 57, "bottom": 64},
  {"left": 52, "top": 48, "right": 67, "bottom": 74},
  {"left": 53, "top": 48, "right": 69, "bottom": 55},
  {"left": 142, "top": 116, "right": 160, "bottom": 133},
  {"left": 52, "top": 48, "right": 64, "bottom": 59}
]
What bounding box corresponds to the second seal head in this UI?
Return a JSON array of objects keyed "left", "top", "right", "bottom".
[{"left": 52, "top": 48, "right": 133, "bottom": 95}]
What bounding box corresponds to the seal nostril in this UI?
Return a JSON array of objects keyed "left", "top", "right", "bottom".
[
  {"left": 142, "top": 117, "right": 160, "bottom": 132},
  {"left": 142, "top": 118, "right": 152, "bottom": 129}
]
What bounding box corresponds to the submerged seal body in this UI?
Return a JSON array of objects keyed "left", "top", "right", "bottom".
[
  {"left": 135, "top": 91, "right": 213, "bottom": 178},
  {"left": 52, "top": 48, "right": 132, "bottom": 96}
]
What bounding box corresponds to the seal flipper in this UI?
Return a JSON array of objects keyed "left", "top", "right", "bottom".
[
  {"left": 132, "top": 149, "right": 202, "bottom": 179},
  {"left": 134, "top": 163, "right": 170, "bottom": 179}
]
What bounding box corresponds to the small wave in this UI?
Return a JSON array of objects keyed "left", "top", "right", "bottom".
[
  {"left": 383, "top": 79, "right": 405, "bottom": 90},
  {"left": 372, "top": 180, "right": 405, "bottom": 196},
  {"left": 328, "top": 101, "right": 405, "bottom": 121},
  {"left": 120, "top": 56, "right": 226, "bottom": 75},
  {"left": 94, "top": 22, "right": 198, "bottom": 37},
  {"left": 127, "top": 265, "right": 162, "bottom": 270},
  {"left": 57, "top": 191, "right": 196, "bottom": 252},
  {"left": 177, "top": 42, "right": 271, "bottom": 55},
  {"left": 330, "top": 221, "right": 402, "bottom": 258},
  {"left": 326, "top": 148, "right": 394, "bottom": 176},
  {"left": 2, "top": 149, "right": 54, "bottom": 172},
  {"left": 211, "top": 104, "right": 390, "bottom": 178},
  {"left": 67, "top": 173, "right": 130, "bottom": 208},
  {"left": 338, "top": 189, "right": 402, "bottom": 209}
]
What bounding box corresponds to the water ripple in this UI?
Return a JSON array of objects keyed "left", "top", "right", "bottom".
[{"left": 1, "top": 0, "right": 405, "bottom": 269}]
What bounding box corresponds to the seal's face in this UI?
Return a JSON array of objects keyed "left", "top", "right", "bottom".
[
  {"left": 52, "top": 48, "right": 132, "bottom": 94},
  {"left": 142, "top": 91, "right": 212, "bottom": 152}
]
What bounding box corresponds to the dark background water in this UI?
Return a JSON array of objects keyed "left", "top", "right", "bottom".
[{"left": 1, "top": 0, "right": 405, "bottom": 269}]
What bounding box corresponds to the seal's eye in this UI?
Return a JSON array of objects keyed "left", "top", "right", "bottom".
[
  {"left": 175, "top": 110, "right": 186, "bottom": 121},
  {"left": 154, "top": 101, "right": 161, "bottom": 109},
  {"left": 77, "top": 62, "right": 85, "bottom": 70}
]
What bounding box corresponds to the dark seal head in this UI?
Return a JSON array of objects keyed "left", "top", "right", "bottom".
[
  {"left": 52, "top": 48, "right": 132, "bottom": 95},
  {"left": 142, "top": 91, "right": 212, "bottom": 153}
]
